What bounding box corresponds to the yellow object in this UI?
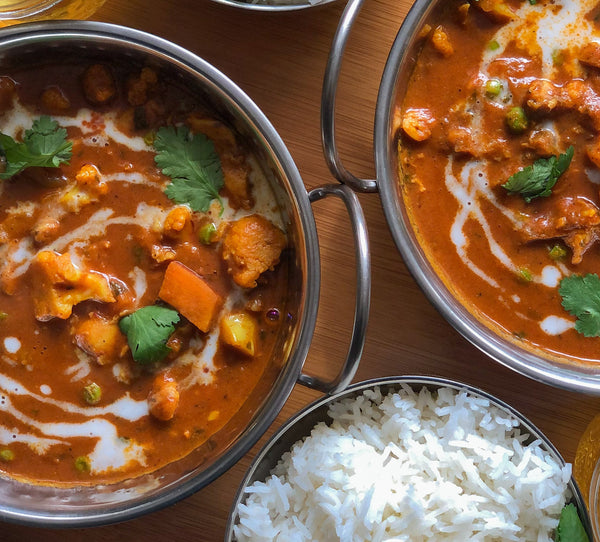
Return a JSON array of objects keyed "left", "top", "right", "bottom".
[
  {"left": 220, "top": 312, "right": 257, "bottom": 357},
  {"left": 574, "top": 413, "right": 600, "bottom": 507},
  {"left": 0, "top": 0, "right": 107, "bottom": 27}
]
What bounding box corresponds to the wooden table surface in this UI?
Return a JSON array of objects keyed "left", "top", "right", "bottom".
[{"left": 3, "top": 0, "right": 600, "bottom": 539}]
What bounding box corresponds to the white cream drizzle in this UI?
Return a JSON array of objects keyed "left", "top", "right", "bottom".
[{"left": 443, "top": 0, "right": 596, "bottom": 336}]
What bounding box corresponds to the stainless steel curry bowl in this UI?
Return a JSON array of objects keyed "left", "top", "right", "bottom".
[
  {"left": 0, "top": 21, "right": 370, "bottom": 526},
  {"left": 322, "top": 0, "right": 600, "bottom": 394},
  {"left": 225, "top": 376, "right": 593, "bottom": 540}
]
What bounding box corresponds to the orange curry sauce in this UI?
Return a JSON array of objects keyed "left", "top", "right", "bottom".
[
  {"left": 0, "top": 58, "right": 290, "bottom": 485},
  {"left": 398, "top": 0, "right": 600, "bottom": 365}
]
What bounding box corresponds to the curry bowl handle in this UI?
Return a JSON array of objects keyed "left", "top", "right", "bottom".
[
  {"left": 321, "top": 0, "right": 377, "bottom": 194},
  {"left": 297, "top": 183, "right": 370, "bottom": 394}
]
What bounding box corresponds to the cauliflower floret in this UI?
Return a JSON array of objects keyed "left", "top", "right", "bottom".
[
  {"left": 60, "top": 165, "right": 106, "bottom": 213},
  {"left": 31, "top": 251, "right": 116, "bottom": 321},
  {"left": 163, "top": 205, "right": 192, "bottom": 237},
  {"left": 221, "top": 214, "right": 286, "bottom": 289}
]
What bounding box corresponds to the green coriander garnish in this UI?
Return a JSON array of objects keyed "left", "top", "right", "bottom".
[
  {"left": 555, "top": 503, "right": 590, "bottom": 542},
  {"left": 119, "top": 305, "right": 180, "bottom": 364},
  {"left": 502, "top": 146, "right": 574, "bottom": 202},
  {"left": 153, "top": 126, "right": 224, "bottom": 213},
  {"left": 559, "top": 273, "right": 600, "bottom": 337},
  {"left": 0, "top": 116, "right": 72, "bottom": 180}
]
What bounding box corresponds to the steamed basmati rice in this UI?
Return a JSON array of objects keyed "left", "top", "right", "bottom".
[{"left": 233, "top": 385, "right": 571, "bottom": 541}]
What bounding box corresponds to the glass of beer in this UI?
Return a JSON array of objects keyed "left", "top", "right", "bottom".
[{"left": 0, "top": 0, "right": 107, "bottom": 27}]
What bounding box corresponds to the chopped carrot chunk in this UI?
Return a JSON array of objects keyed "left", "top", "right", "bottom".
[{"left": 158, "top": 261, "right": 222, "bottom": 332}]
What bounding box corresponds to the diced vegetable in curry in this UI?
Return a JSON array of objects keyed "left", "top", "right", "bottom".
[
  {"left": 397, "top": 0, "right": 600, "bottom": 363},
  {"left": 0, "top": 57, "right": 290, "bottom": 485}
]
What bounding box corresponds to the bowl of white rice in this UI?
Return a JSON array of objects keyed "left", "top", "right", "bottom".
[{"left": 225, "top": 376, "right": 592, "bottom": 541}]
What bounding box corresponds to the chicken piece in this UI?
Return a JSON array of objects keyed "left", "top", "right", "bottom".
[
  {"left": 521, "top": 196, "right": 600, "bottom": 264},
  {"left": 402, "top": 108, "right": 435, "bottom": 142},
  {"left": 221, "top": 215, "right": 286, "bottom": 289},
  {"left": 148, "top": 373, "right": 179, "bottom": 421},
  {"left": 186, "top": 115, "right": 237, "bottom": 154},
  {"left": 431, "top": 26, "right": 454, "bottom": 57},
  {"left": 579, "top": 42, "right": 600, "bottom": 70},
  {"left": 31, "top": 251, "right": 116, "bottom": 321},
  {"left": 472, "top": 0, "right": 516, "bottom": 22},
  {"left": 526, "top": 79, "right": 600, "bottom": 129},
  {"left": 81, "top": 64, "right": 116, "bottom": 105},
  {"left": 525, "top": 129, "right": 560, "bottom": 157},
  {"left": 41, "top": 86, "right": 70, "bottom": 112},
  {"left": 32, "top": 218, "right": 60, "bottom": 244},
  {"left": 73, "top": 313, "right": 126, "bottom": 365},
  {"left": 222, "top": 153, "right": 253, "bottom": 210},
  {"left": 526, "top": 79, "right": 560, "bottom": 113},
  {"left": 127, "top": 67, "right": 158, "bottom": 107}
]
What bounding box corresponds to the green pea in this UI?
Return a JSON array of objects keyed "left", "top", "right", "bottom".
[
  {"left": 0, "top": 312, "right": 7, "bottom": 321},
  {"left": 83, "top": 382, "right": 102, "bottom": 405},
  {"left": 488, "top": 40, "right": 500, "bottom": 51},
  {"left": 199, "top": 222, "right": 217, "bottom": 245},
  {"left": 506, "top": 106, "right": 528, "bottom": 133},
  {"left": 0, "top": 449, "right": 14, "bottom": 462},
  {"left": 549, "top": 244, "right": 567, "bottom": 261},
  {"left": 75, "top": 456, "right": 91, "bottom": 473},
  {"left": 485, "top": 78, "right": 503, "bottom": 98}
]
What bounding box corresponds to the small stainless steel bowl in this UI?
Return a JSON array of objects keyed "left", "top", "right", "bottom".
[
  {"left": 320, "top": 0, "right": 600, "bottom": 394},
  {"left": 225, "top": 375, "right": 593, "bottom": 541},
  {"left": 0, "top": 20, "right": 369, "bottom": 527}
]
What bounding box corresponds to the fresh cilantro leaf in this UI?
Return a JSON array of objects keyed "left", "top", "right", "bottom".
[
  {"left": 0, "top": 116, "right": 72, "bottom": 180},
  {"left": 555, "top": 503, "right": 590, "bottom": 542},
  {"left": 153, "top": 125, "right": 224, "bottom": 212},
  {"left": 502, "top": 146, "right": 574, "bottom": 202},
  {"left": 119, "top": 305, "right": 180, "bottom": 364},
  {"left": 559, "top": 274, "right": 600, "bottom": 337}
]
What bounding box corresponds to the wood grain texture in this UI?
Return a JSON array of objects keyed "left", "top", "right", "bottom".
[{"left": 2, "top": 0, "right": 600, "bottom": 539}]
